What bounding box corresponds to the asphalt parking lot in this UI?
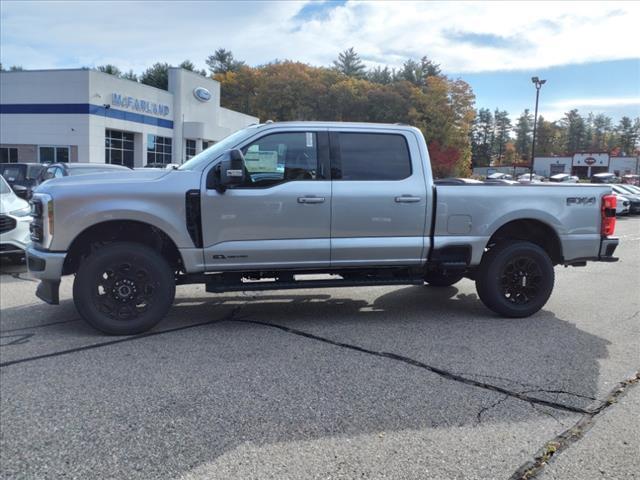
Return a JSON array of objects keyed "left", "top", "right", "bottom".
[{"left": 1, "top": 218, "right": 638, "bottom": 480}]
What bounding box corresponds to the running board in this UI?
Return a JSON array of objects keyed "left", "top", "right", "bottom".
[{"left": 205, "top": 276, "right": 424, "bottom": 293}]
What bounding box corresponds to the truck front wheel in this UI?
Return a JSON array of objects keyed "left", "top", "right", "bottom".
[
  {"left": 475, "top": 240, "right": 554, "bottom": 317},
  {"left": 73, "top": 242, "right": 176, "bottom": 335}
]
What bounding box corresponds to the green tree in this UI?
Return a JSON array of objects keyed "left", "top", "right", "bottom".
[
  {"left": 515, "top": 109, "right": 533, "bottom": 160},
  {"left": 333, "top": 47, "right": 366, "bottom": 78},
  {"left": 471, "top": 108, "right": 494, "bottom": 166},
  {"left": 592, "top": 113, "right": 613, "bottom": 151},
  {"left": 561, "top": 109, "right": 586, "bottom": 154},
  {"left": 493, "top": 109, "right": 512, "bottom": 163},
  {"left": 533, "top": 115, "right": 555, "bottom": 156},
  {"left": 97, "top": 64, "right": 121, "bottom": 76},
  {"left": 396, "top": 56, "right": 440, "bottom": 86},
  {"left": 616, "top": 116, "right": 639, "bottom": 155},
  {"left": 121, "top": 70, "right": 138, "bottom": 81},
  {"left": 179, "top": 60, "right": 206, "bottom": 76},
  {"left": 367, "top": 66, "right": 393, "bottom": 84},
  {"left": 140, "top": 62, "right": 170, "bottom": 90},
  {"left": 206, "top": 48, "right": 245, "bottom": 74}
]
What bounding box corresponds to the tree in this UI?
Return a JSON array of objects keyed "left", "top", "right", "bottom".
[
  {"left": 333, "top": 47, "right": 366, "bottom": 78},
  {"left": 616, "top": 116, "right": 639, "bottom": 155},
  {"left": 367, "top": 66, "right": 393, "bottom": 84},
  {"left": 493, "top": 109, "right": 512, "bottom": 163},
  {"left": 179, "top": 60, "right": 206, "bottom": 76},
  {"left": 471, "top": 108, "right": 493, "bottom": 166},
  {"left": 592, "top": 113, "right": 613, "bottom": 151},
  {"left": 121, "top": 70, "right": 138, "bottom": 82},
  {"left": 206, "top": 48, "right": 245, "bottom": 74},
  {"left": 560, "top": 109, "right": 586, "bottom": 154},
  {"left": 97, "top": 64, "right": 121, "bottom": 76},
  {"left": 396, "top": 56, "right": 441, "bottom": 86},
  {"left": 533, "top": 115, "right": 555, "bottom": 156},
  {"left": 515, "top": 109, "right": 533, "bottom": 160},
  {"left": 140, "top": 62, "right": 170, "bottom": 90}
]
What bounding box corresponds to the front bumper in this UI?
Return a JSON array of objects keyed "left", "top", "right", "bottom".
[
  {"left": 26, "top": 245, "right": 66, "bottom": 305},
  {"left": 0, "top": 214, "right": 31, "bottom": 255}
]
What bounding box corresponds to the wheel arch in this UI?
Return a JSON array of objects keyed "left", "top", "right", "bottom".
[
  {"left": 62, "top": 220, "right": 183, "bottom": 275},
  {"left": 484, "top": 218, "right": 563, "bottom": 265}
]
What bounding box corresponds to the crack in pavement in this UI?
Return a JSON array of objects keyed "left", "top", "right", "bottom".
[
  {"left": 0, "top": 306, "right": 243, "bottom": 368},
  {"left": 509, "top": 372, "right": 640, "bottom": 480},
  {"left": 476, "top": 394, "right": 509, "bottom": 424},
  {"left": 228, "top": 317, "right": 594, "bottom": 415}
]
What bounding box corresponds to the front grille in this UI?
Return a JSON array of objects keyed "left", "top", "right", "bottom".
[{"left": 0, "top": 215, "right": 17, "bottom": 234}]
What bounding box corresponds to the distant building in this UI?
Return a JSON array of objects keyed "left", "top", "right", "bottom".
[
  {"left": 0, "top": 68, "right": 258, "bottom": 166},
  {"left": 533, "top": 153, "right": 639, "bottom": 178}
]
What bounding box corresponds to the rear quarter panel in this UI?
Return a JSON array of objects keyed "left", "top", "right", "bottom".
[{"left": 434, "top": 183, "right": 613, "bottom": 264}]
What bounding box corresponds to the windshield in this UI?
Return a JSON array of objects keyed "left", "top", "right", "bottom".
[
  {"left": 178, "top": 127, "right": 256, "bottom": 171},
  {"left": 0, "top": 175, "right": 12, "bottom": 194}
]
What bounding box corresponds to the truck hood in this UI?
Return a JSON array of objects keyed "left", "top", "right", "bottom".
[
  {"left": 35, "top": 168, "right": 173, "bottom": 194},
  {"left": 0, "top": 191, "right": 29, "bottom": 214}
]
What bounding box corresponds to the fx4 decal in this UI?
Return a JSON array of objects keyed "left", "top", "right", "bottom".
[{"left": 566, "top": 196, "right": 596, "bottom": 206}]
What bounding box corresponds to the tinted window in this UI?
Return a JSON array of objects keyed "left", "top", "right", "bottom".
[
  {"left": 337, "top": 133, "right": 411, "bottom": 180},
  {"left": 240, "top": 132, "right": 318, "bottom": 187}
]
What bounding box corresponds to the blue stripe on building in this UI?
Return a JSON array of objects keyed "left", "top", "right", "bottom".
[{"left": 0, "top": 103, "right": 174, "bottom": 129}]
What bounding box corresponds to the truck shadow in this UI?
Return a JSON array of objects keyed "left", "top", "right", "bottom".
[{"left": 1, "top": 284, "right": 610, "bottom": 479}]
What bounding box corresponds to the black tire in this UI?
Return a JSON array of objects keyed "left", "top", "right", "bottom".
[
  {"left": 424, "top": 270, "right": 465, "bottom": 287},
  {"left": 475, "top": 240, "right": 554, "bottom": 318},
  {"left": 73, "top": 242, "right": 175, "bottom": 335}
]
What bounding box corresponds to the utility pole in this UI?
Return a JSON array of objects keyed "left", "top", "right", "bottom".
[{"left": 530, "top": 77, "right": 546, "bottom": 176}]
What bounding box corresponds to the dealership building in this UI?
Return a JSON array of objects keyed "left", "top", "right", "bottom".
[
  {"left": 533, "top": 152, "right": 639, "bottom": 178},
  {"left": 0, "top": 68, "right": 258, "bottom": 167}
]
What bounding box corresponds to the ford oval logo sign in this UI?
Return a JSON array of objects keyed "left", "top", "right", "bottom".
[{"left": 193, "top": 87, "right": 212, "bottom": 102}]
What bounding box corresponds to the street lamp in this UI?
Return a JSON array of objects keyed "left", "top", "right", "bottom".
[{"left": 530, "top": 76, "right": 546, "bottom": 175}]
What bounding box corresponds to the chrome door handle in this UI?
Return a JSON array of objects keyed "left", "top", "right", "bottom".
[
  {"left": 298, "top": 196, "right": 325, "bottom": 204},
  {"left": 395, "top": 195, "right": 421, "bottom": 203}
]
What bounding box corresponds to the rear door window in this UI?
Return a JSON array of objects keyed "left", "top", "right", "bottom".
[{"left": 334, "top": 133, "right": 412, "bottom": 180}]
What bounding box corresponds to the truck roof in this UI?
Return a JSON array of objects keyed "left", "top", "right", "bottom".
[{"left": 253, "top": 121, "right": 414, "bottom": 130}]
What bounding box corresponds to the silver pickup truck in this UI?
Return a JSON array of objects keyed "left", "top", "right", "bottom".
[{"left": 26, "top": 122, "right": 619, "bottom": 334}]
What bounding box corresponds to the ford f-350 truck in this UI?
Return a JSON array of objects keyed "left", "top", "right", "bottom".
[{"left": 26, "top": 122, "right": 619, "bottom": 334}]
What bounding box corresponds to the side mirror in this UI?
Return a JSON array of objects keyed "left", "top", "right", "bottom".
[
  {"left": 207, "top": 149, "right": 246, "bottom": 193},
  {"left": 12, "top": 184, "right": 29, "bottom": 200}
]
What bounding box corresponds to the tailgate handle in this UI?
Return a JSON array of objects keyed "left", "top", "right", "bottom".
[
  {"left": 298, "top": 196, "right": 325, "bottom": 204},
  {"left": 395, "top": 195, "right": 421, "bottom": 203}
]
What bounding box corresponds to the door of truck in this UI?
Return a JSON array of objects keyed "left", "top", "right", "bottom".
[
  {"left": 201, "top": 130, "right": 331, "bottom": 270},
  {"left": 329, "top": 129, "right": 428, "bottom": 266}
]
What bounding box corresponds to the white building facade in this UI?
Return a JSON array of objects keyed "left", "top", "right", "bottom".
[
  {"left": 533, "top": 153, "right": 639, "bottom": 178},
  {"left": 0, "top": 68, "right": 258, "bottom": 167}
]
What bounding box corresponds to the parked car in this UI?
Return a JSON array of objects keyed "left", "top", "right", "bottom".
[
  {"left": 0, "top": 175, "right": 32, "bottom": 262},
  {"left": 613, "top": 193, "right": 630, "bottom": 216},
  {"left": 549, "top": 173, "right": 579, "bottom": 183},
  {"left": 41, "top": 162, "right": 131, "bottom": 181},
  {"left": 591, "top": 172, "right": 619, "bottom": 184},
  {"left": 611, "top": 185, "right": 640, "bottom": 214},
  {"left": 618, "top": 184, "right": 640, "bottom": 195},
  {"left": 517, "top": 173, "right": 544, "bottom": 183},
  {"left": 0, "top": 162, "right": 48, "bottom": 199},
  {"left": 486, "top": 172, "right": 513, "bottom": 180},
  {"left": 27, "top": 121, "right": 619, "bottom": 335},
  {"left": 621, "top": 174, "right": 639, "bottom": 186}
]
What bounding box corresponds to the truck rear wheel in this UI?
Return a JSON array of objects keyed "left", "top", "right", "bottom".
[
  {"left": 475, "top": 240, "right": 554, "bottom": 317},
  {"left": 73, "top": 242, "right": 175, "bottom": 335},
  {"left": 424, "top": 270, "right": 465, "bottom": 287}
]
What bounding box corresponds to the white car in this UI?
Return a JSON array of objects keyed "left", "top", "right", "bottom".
[
  {"left": 0, "top": 175, "right": 32, "bottom": 261},
  {"left": 517, "top": 173, "right": 544, "bottom": 183},
  {"left": 613, "top": 193, "right": 630, "bottom": 216},
  {"left": 549, "top": 173, "right": 579, "bottom": 183}
]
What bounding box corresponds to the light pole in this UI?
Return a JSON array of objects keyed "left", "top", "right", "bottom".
[{"left": 530, "top": 76, "right": 546, "bottom": 176}]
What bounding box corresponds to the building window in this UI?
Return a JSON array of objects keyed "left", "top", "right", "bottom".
[
  {"left": 0, "top": 147, "right": 18, "bottom": 163},
  {"left": 185, "top": 139, "right": 196, "bottom": 161},
  {"left": 147, "top": 134, "right": 172, "bottom": 165},
  {"left": 202, "top": 140, "right": 215, "bottom": 150},
  {"left": 105, "top": 130, "right": 134, "bottom": 168},
  {"left": 39, "top": 146, "right": 70, "bottom": 164}
]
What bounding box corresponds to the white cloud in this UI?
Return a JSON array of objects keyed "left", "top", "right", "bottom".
[{"left": 1, "top": 1, "right": 639, "bottom": 74}]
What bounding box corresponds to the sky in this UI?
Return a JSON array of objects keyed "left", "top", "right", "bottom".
[{"left": 1, "top": 0, "right": 639, "bottom": 122}]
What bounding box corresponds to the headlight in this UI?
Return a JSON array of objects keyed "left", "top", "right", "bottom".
[{"left": 10, "top": 206, "right": 32, "bottom": 217}]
